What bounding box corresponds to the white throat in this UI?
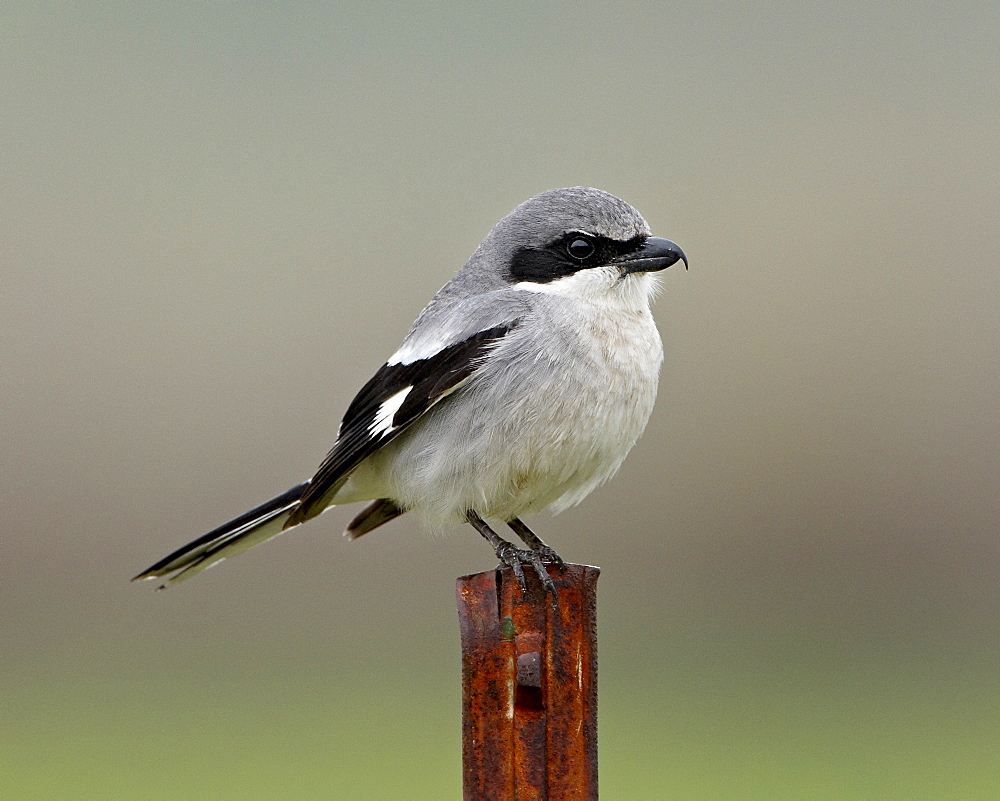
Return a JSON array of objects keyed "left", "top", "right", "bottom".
[{"left": 513, "top": 266, "right": 661, "bottom": 313}]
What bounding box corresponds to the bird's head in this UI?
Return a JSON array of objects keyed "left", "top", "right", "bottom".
[{"left": 481, "top": 187, "right": 686, "bottom": 303}]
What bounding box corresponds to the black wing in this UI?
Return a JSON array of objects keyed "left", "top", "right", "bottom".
[{"left": 285, "top": 320, "right": 520, "bottom": 527}]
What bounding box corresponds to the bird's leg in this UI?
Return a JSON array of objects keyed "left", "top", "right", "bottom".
[
  {"left": 507, "top": 518, "right": 566, "bottom": 569},
  {"left": 466, "top": 511, "right": 555, "bottom": 595}
]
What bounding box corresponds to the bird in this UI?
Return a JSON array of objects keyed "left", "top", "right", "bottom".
[{"left": 134, "top": 187, "right": 686, "bottom": 593}]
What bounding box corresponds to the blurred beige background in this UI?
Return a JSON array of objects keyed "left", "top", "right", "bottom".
[{"left": 3, "top": 2, "right": 998, "bottom": 799}]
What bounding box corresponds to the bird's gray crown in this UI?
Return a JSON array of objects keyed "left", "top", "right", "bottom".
[{"left": 490, "top": 187, "right": 651, "bottom": 251}]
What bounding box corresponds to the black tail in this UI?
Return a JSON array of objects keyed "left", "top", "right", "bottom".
[{"left": 133, "top": 482, "right": 309, "bottom": 589}]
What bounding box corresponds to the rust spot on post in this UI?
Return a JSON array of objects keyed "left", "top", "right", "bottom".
[{"left": 457, "top": 563, "right": 600, "bottom": 800}]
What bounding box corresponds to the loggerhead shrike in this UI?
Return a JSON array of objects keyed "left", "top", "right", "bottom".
[{"left": 134, "top": 187, "right": 686, "bottom": 593}]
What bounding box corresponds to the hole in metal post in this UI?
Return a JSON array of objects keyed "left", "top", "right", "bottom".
[{"left": 515, "top": 651, "right": 544, "bottom": 710}]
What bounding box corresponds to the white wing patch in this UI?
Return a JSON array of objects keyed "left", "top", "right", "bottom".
[
  {"left": 370, "top": 386, "right": 413, "bottom": 436},
  {"left": 388, "top": 335, "right": 455, "bottom": 366}
]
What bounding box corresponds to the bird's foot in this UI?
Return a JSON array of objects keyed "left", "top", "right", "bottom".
[
  {"left": 467, "top": 511, "right": 558, "bottom": 598},
  {"left": 493, "top": 541, "right": 557, "bottom": 596},
  {"left": 533, "top": 544, "right": 565, "bottom": 569},
  {"left": 505, "top": 518, "right": 566, "bottom": 571}
]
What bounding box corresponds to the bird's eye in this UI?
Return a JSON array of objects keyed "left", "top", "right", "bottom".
[{"left": 566, "top": 236, "right": 595, "bottom": 260}]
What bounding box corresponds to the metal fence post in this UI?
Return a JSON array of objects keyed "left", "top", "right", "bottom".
[{"left": 456, "top": 563, "right": 600, "bottom": 800}]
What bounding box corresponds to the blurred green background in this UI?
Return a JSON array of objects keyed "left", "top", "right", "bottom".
[{"left": 3, "top": 2, "right": 999, "bottom": 798}]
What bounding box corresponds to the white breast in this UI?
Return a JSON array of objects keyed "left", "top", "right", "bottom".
[{"left": 342, "top": 271, "right": 665, "bottom": 527}]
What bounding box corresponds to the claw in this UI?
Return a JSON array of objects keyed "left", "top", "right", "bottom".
[
  {"left": 494, "top": 541, "right": 528, "bottom": 592},
  {"left": 523, "top": 550, "right": 556, "bottom": 595}
]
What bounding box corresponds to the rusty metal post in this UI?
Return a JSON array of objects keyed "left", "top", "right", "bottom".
[{"left": 456, "top": 563, "right": 600, "bottom": 800}]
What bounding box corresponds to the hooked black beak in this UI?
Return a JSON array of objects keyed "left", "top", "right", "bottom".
[{"left": 615, "top": 237, "right": 688, "bottom": 274}]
